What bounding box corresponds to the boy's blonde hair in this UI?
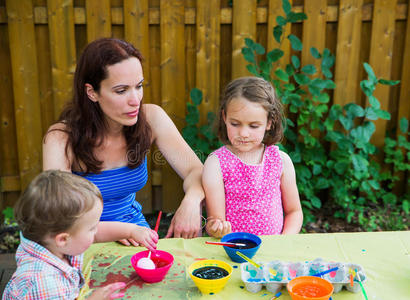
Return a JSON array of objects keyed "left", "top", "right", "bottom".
[
  {"left": 14, "top": 170, "right": 102, "bottom": 245},
  {"left": 217, "top": 76, "right": 284, "bottom": 145}
]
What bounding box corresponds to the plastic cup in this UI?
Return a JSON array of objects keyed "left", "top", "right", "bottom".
[
  {"left": 287, "top": 276, "right": 334, "bottom": 300},
  {"left": 221, "top": 232, "right": 261, "bottom": 263},
  {"left": 131, "top": 250, "right": 174, "bottom": 283},
  {"left": 188, "top": 259, "right": 233, "bottom": 294}
]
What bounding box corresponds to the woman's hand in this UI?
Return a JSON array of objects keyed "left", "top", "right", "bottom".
[
  {"left": 87, "top": 282, "right": 126, "bottom": 300},
  {"left": 206, "top": 217, "right": 232, "bottom": 238},
  {"left": 165, "top": 196, "right": 202, "bottom": 239}
]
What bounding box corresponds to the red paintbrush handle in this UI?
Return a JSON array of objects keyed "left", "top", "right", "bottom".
[
  {"left": 154, "top": 211, "right": 162, "bottom": 233},
  {"left": 205, "top": 241, "right": 236, "bottom": 247}
]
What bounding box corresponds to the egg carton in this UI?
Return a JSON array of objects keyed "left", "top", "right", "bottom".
[{"left": 240, "top": 258, "right": 366, "bottom": 294}]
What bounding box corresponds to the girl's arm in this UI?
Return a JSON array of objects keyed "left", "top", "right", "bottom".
[
  {"left": 279, "top": 151, "right": 303, "bottom": 234},
  {"left": 96, "top": 222, "right": 158, "bottom": 251},
  {"left": 145, "top": 104, "right": 204, "bottom": 239},
  {"left": 42, "top": 123, "right": 73, "bottom": 171},
  {"left": 202, "top": 154, "right": 231, "bottom": 238}
]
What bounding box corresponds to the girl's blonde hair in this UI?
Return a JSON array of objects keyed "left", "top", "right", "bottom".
[
  {"left": 217, "top": 76, "right": 284, "bottom": 145},
  {"left": 14, "top": 170, "right": 102, "bottom": 245}
]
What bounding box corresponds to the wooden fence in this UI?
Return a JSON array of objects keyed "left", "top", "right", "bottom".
[{"left": 0, "top": 0, "right": 409, "bottom": 214}]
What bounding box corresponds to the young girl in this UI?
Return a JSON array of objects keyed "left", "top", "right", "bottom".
[
  {"left": 203, "top": 77, "right": 303, "bottom": 238},
  {"left": 3, "top": 170, "right": 158, "bottom": 300}
]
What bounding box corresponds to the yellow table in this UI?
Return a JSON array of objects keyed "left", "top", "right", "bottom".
[{"left": 79, "top": 231, "right": 410, "bottom": 299}]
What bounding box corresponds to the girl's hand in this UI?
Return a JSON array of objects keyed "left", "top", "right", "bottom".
[
  {"left": 129, "top": 225, "right": 159, "bottom": 251},
  {"left": 117, "top": 238, "right": 140, "bottom": 247},
  {"left": 87, "top": 282, "right": 126, "bottom": 300},
  {"left": 206, "top": 218, "right": 232, "bottom": 238}
]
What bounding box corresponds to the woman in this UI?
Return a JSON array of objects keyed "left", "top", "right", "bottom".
[{"left": 43, "top": 38, "right": 204, "bottom": 245}]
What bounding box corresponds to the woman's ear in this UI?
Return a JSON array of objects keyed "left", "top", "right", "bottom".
[{"left": 85, "top": 83, "right": 98, "bottom": 102}]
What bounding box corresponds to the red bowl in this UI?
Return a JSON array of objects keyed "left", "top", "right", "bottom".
[{"left": 131, "top": 250, "right": 174, "bottom": 283}]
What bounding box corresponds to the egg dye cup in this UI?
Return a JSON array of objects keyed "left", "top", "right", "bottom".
[
  {"left": 221, "top": 232, "right": 261, "bottom": 263},
  {"left": 287, "top": 276, "right": 334, "bottom": 300},
  {"left": 131, "top": 250, "right": 174, "bottom": 283},
  {"left": 188, "top": 259, "right": 233, "bottom": 294}
]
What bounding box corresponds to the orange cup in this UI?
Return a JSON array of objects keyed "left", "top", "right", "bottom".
[{"left": 287, "top": 276, "right": 334, "bottom": 300}]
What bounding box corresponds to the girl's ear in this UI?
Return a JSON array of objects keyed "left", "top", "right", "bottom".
[
  {"left": 266, "top": 118, "right": 272, "bottom": 130},
  {"left": 222, "top": 109, "right": 227, "bottom": 123},
  {"left": 55, "top": 232, "right": 70, "bottom": 248},
  {"left": 85, "top": 83, "right": 98, "bottom": 102}
]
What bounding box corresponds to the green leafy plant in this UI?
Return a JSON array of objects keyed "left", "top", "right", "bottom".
[
  {"left": 241, "top": 0, "right": 408, "bottom": 230},
  {"left": 182, "top": 88, "right": 222, "bottom": 162},
  {"left": 2, "top": 206, "right": 16, "bottom": 226}
]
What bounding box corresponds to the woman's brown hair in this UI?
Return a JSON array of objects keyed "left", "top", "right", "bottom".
[
  {"left": 217, "top": 76, "right": 284, "bottom": 146},
  {"left": 14, "top": 170, "right": 102, "bottom": 245},
  {"left": 50, "top": 38, "right": 151, "bottom": 174}
]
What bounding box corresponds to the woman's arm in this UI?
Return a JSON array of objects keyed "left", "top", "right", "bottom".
[
  {"left": 42, "top": 123, "right": 73, "bottom": 171},
  {"left": 145, "top": 104, "right": 205, "bottom": 238},
  {"left": 96, "top": 222, "right": 158, "bottom": 251},
  {"left": 202, "top": 154, "right": 231, "bottom": 238},
  {"left": 279, "top": 151, "right": 303, "bottom": 234}
]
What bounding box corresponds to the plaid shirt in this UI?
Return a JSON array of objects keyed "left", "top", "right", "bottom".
[{"left": 2, "top": 233, "right": 84, "bottom": 300}]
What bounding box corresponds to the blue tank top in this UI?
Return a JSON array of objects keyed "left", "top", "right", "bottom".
[{"left": 74, "top": 157, "right": 149, "bottom": 227}]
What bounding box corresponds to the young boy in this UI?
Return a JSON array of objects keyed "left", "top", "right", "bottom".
[{"left": 2, "top": 170, "right": 158, "bottom": 300}]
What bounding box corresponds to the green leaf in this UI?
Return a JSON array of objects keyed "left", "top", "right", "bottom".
[
  {"left": 284, "top": 83, "right": 295, "bottom": 91},
  {"left": 312, "top": 164, "right": 322, "bottom": 175},
  {"left": 246, "top": 64, "right": 259, "bottom": 76},
  {"left": 275, "top": 68, "right": 289, "bottom": 82},
  {"left": 311, "top": 196, "right": 322, "bottom": 209},
  {"left": 253, "top": 42, "right": 265, "bottom": 55},
  {"left": 282, "top": 0, "right": 292, "bottom": 15},
  {"left": 287, "top": 12, "right": 307, "bottom": 23},
  {"left": 190, "top": 88, "right": 202, "bottom": 105},
  {"left": 182, "top": 125, "right": 197, "bottom": 139},
  {"left": 363, "top": 62, "right": 377, "bottom": 83},
  {"left": 273, "top": 25, "right": 283, "bottom": 43},
  {"left": 378, "top": 78, "right": 400, "bottom": 86},
  {"left": 350, "top": 121, "right": 375, "bottom": 142},
  {"left": 288, "top": 34, "right": 303, "bottom": 51},
  {"left": 344, "top": 103, "right": 365, "bottom": 119},
  {"left": 316, "top": 93, "right": 329, "bottom": 103},
  {"left": 368, "top": 95, "right": 380, "bottom": 109},
  {"left": 329, "top": 104, "right": 342, "bottom": 120},
  {"left": 245, "top": 37, "right": 254, "bottom": 48},
  {"left": 339, "top": 116, "right": 353, "bottom": 130},
  {"left": 301, "top": 64, "right": 317, "bottom": 75},
  {"left": 294, "top": 73, "right": 310, "bottom": 85},
  {"left": 376, "top": 109, "right": 391, "bottom": 120},
  {"left": 310, "top": 47, "right": 321, "bottom": 59},
  {"left": 186, "top": 110, "right": 199, "bottom": 125},
  {"left": 315, "top": 178, "right": 329, "bottom": 189},
  {"left": 242, "top": 47, "right": 255, "bottom": 63},
  {"left": 267, "top": 49, "right": 284, "bottom": 63},
  {"left": 365, "top": 107, "right": 379, "bottom": 120},
  {"left": 276, "top": 16, "right": 287, "bottom": 26},
  {"left": 352, "top": 154, "right": 369, "bottom": 172},
  {"left": 399, "top": 117, "right": 409, "bottom": 133},
  {"left": 322, "top": 68, "right": 333, "bottom": 79},
  {"left": 291, "top": 55, "right": 300, "bottom": 69},
  {"left": 322, "top": 52, "right": 335, "bottom": 69},
  {"left": 285, "top": 64, "right": 294, "bottom": 76},
  {"left": 403, "top": 200, "right": 409, "bottom": 214}
]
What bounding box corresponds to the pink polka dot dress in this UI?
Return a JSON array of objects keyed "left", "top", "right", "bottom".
[{"left": 213, "top": 145, "right": 284, "bottom": 235}]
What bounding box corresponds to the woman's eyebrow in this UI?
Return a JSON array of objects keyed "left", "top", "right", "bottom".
[{"left": 112, "top": 78, "right": 144, "bottom": 89}]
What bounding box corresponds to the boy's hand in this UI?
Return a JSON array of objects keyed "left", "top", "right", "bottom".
[
  {"left": 130, "top": 225, "right": 159, "bottom": 251},
  {"left": 88, "top": 282, "right": 126, "bottom": 300},
  {"left": 206, "top": 218, "right": 231, "bottom": 238}
]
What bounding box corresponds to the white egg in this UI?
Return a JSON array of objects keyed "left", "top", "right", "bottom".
[{"left": 137, "top": 257, "right": 155, "bottom": 269}]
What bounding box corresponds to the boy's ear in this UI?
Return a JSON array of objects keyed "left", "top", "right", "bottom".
[
  {"left": 85, "top": 83, "right": 98, "bottom": 102},
  {"left": 54, "top": 232, "right": 70, "bottom": 248}
]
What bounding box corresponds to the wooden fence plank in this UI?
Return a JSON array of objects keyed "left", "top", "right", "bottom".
[
  {"left": 6, "top": 0, "right": 43, "bottom": 189},
  {"left": 369, "top": 0, "right": 397, "bottom": 149},
  {"left": 47, "top": 0, "right": 76, "bottom": 120},
  {"left": 301, "top": 0, "right": 327, "bottom": 71},
  {"left": 85, "top": 0, "right": 111, "bottom": 42},
  {"left": 123, "top": 0, "right": 152, "bottom": 212},
  {"left": 334, "top": 0, "right": 363, "bottom": 107},
  {"left": 160, "top": 0, "right": 185, "bottom": 212},
  {"left": 196, "top": 0, "right": 220, "bottom": 125},
  {"left": 398, "top": 2, "right": 410, "bottom": 129},
  {"left": 232, "top": 0, "right": 257, "bottom": 78},
  {"left": 267, "top": 0, "right": 292, "bottom": 70}
]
